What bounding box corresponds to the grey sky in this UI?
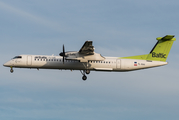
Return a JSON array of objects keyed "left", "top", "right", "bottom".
[{"left": 0, "top": 0, "right": 179, "bottom": 120}]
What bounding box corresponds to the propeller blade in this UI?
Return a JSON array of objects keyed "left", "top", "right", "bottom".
[
  {"left": 59, "top": 44, "right": 66, "bottom": 64},
  {"left": 63, "top": 44, "right": 65, "bottom": 54},
  {"left": 63, "top": 55, "right": 65, "bottom": 64},
  {"left": 63, "top": 44, "right": 65, "bottom": 64}
]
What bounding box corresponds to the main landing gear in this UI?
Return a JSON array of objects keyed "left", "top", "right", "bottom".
[
  {"left": 10, "top": 67, "right": 14, "bottom": 73},
  {"left": 80, "top": 70, "right": 90, "bottom": 81}
]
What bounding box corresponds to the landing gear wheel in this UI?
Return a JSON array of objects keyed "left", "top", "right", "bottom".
[
  {"left": 86, "top": 70, "right": 90, "bottom": 74},
  {"left": 10, "top": 68, "right": 14, "bottom": 73},
  {"left": 82, "top": 75, "right": 87, "bottom": 81},
  {"left": 80, "top": 70, "right": 89, "bottom": 81}
]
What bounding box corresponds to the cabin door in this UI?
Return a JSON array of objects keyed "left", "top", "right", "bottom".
[
  {"left": 27, "top": 56, "right": 32, "bottom": 65},
  {"left": 116, "top": 59, "right": 121, "bottom": 69}
]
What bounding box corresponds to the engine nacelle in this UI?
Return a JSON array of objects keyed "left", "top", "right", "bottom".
[{"left": 65, "top": 51, "right": 105, "bottom": 62}]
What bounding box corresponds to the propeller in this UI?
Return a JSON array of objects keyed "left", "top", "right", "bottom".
[{"left": 59, "top": 44, "right": 65, "bottom": 64}]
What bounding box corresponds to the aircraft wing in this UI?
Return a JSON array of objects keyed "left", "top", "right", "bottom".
[
  {"left": 66, "top": 41, "right": 105, "bottom": 62},
  {"left": 79, "top": 41, "right": 94, "bottom": 55}
]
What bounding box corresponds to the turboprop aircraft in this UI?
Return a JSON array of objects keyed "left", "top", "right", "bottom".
[{"left": 3, "top": 35, "right": 176, "bottom": 80}]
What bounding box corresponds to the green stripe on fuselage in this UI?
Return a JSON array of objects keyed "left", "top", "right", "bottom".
[{"left": 120, "top": 54, "right": 148, "bottom": 60}]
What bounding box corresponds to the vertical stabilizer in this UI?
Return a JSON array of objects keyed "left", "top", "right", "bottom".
[{"left": 147, "top": 35, "right": 176, "bottom": 62}]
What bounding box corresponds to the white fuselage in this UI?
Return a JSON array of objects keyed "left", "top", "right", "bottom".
[{"left": 3, "top": 55, "right": 168, "bottom": 71}]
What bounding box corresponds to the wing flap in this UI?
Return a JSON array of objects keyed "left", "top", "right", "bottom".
[{"left": 94, "top": 68, "right": 113, "bottom": 71}]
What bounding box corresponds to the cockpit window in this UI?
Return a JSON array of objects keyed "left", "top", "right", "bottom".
[{"left": 13, "top": 56, "right": 22, "bottom": 59}]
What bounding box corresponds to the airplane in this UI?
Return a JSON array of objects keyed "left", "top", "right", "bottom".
[{"left": 3, "top": 35, "right": 176, "bottom": 80}]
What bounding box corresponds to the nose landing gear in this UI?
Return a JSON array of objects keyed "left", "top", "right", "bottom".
[
  {"left": 10, "top": 67, "right": 14, "bottom": 73},
  {"left": 80, "top": 70, "right": 90, "bottom": 81},
  {"left": 82, "top": 75, "right": 87, "bottom": 81}
]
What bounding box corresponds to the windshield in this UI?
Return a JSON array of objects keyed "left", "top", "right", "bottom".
[{"left": 13, "top": 56, "right": 22, "bottom": 59}]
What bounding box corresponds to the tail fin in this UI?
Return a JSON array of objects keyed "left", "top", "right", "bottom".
[
  {"left": 147, "top": 35, "right": 176, "bottom": 62},
  {"left": 120, "top": 35, "right": 176, "bottom": 61}
]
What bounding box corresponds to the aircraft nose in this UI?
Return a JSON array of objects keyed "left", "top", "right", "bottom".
[{"left": 3, "top": 61, "right": 11, "bottom": 67}]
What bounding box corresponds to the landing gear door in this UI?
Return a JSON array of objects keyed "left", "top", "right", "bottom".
[
  {"left": 116, "top": 59, "right": 121, "bottom": 69},
  {"left": 27, "top": 56, "right": 32, "bottom": 65}
]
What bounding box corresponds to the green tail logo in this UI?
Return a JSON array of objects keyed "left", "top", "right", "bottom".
[{"left": 151, "top": 52, "right": 166, "bottom": 58}]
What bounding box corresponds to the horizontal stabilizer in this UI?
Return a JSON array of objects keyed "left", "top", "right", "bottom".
[{"left": 156, "top": 35, "right": 176, "bottom": 41}]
